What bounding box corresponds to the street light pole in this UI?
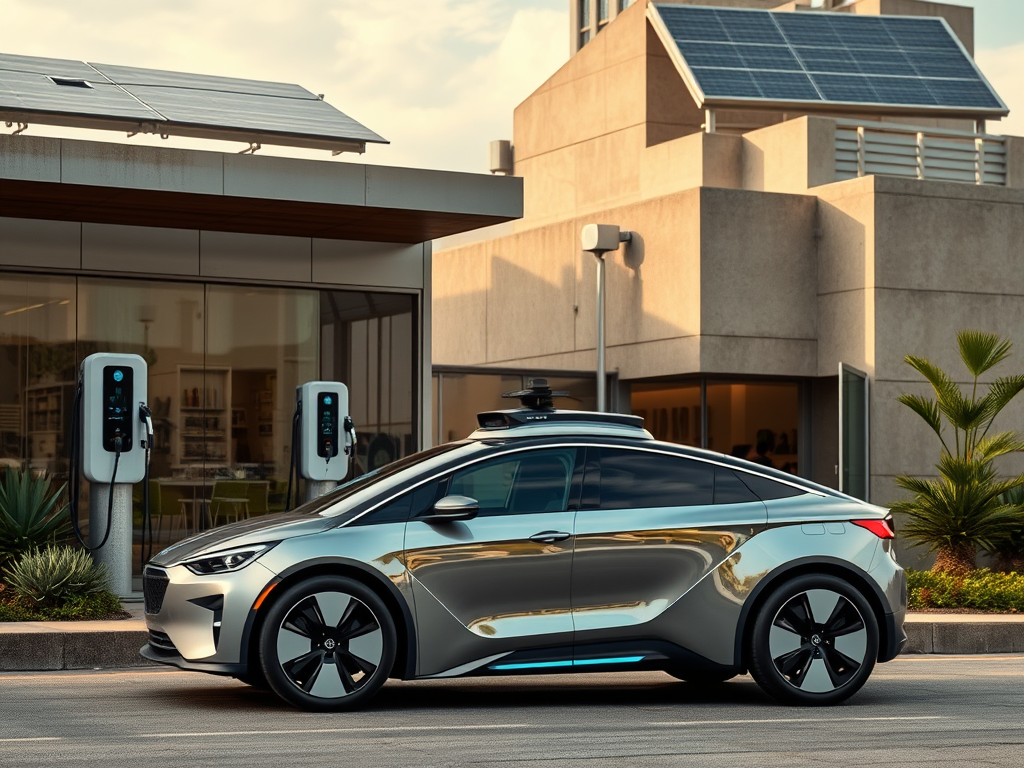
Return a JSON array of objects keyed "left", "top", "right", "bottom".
[
  {"left": 595, "top": 252, "right": 606, "bottom": 412},
  {"left": 581, "top": 224, "right": 632, "bottom": 413}
]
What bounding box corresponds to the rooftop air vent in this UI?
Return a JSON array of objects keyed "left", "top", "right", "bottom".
[{"left": 49, "top": 77, "right": 93, "bottom": 88}]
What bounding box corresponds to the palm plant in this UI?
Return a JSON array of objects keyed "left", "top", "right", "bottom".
[
  {"left": 892, "top": 331, "right": 1024, "bottom": 575},
  {"left": 0, "top": 469, "right": 71, "bottom": 569}
]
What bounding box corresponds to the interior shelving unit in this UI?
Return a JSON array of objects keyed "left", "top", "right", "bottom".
[{"left": 176, "top": 366, "right": 232, "bottom": 466}]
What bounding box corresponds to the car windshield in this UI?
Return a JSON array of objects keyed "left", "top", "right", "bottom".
[{"left": 289, "top": 442, "right": 474, "bottom": 517}]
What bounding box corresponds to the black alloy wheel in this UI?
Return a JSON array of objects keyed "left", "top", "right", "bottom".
[
  {"left": 259, "top": 575, "right": 397, "bottom": 711},
  {"left": 748, "top": 573, "right": 878, "bottom": 705}
]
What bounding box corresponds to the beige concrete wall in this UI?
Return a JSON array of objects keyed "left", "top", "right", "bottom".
[
  {"left": 743, "top": 117, "right": 837, "bottom": 194},
  {"left": 434, "top": 185, "right": 822, "bottom": 381},
  {"left": 699, "top": 187, "right": 818, "bottom": 376}
]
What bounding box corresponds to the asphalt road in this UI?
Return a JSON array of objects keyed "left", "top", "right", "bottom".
[{"left": 2, "top": 656, "right": 1023, "bottom": 767}]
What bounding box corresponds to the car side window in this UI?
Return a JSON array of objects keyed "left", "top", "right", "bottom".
[
  {"left": 714, "top": 466, "right": 760, "bottom": 504},
  {"left": 734, "top": 471, "right": 804, "bottom": 501},
  {"left": 590, "top": 447, "right": 714, "bottom": 510},
  {"left": 350, "top": 479, "right": 442, "bottom": 526},
  {"left": 449, "top": 448, "right": 579, "bottom": 517}
]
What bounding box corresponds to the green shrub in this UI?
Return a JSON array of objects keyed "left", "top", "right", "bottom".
[
  {"left": 908, "top": 568, "right": 1024, "bottom": 613},
  {"left": 3, "top": 546, "right": 110, "bottom": 608},
  {"left": 0, "top": 469, "right": 70, "bottom": 568},
  {"left": 0, "top": 588, "right": 123, "bottom": 621}
]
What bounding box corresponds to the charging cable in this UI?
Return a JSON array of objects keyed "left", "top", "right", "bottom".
[
  {"left": 285, "top": 400, "right": 302, "bottom": 511},
  {"left": 68, "top": 374, "right": 123, "bottom": 552},
  {"left": 139, "top": 402, "right": 154, "bottom": 570}
]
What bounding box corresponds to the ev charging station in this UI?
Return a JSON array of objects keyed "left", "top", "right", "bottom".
[
  {"left": 292, "top": 381, "right": 354, "bottom": 503},
  {"left": 70, "top": 353, "right": 152, "bottom": 598}
]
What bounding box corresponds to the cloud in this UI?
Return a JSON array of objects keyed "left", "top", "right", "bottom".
[
  {"left": 976, "top": 42, "right": 1024, "bottom": 137},
  {"left": 0, "top": 0, "right": 568, "bottom": 171}
]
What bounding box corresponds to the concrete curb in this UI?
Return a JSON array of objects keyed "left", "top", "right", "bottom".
[
  {"left": 0, "top": 629, "right": 154, "bottom": 671},
  {"left": 904, "top": 621, "right": 1024, "bottom": 654}
]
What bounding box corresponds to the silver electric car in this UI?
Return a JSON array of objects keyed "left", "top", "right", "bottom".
[{"left": 141, "top": 382, "right": 907, "bottom": 711}]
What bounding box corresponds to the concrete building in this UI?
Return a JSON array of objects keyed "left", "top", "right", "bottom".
[
  {"left": 432, "top": 0, "right": 1024, "bottom": 565},
  {"left": 0, "top": 59, "right": 521, "bottom": 579}
]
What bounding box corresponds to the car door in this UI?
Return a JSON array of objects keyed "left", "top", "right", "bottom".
[
  {"left": 571, "top": 446, "right": 768, "bottom": 638},
  {"left": 404, "top": 446, "right": 583, "bottom": 643}
]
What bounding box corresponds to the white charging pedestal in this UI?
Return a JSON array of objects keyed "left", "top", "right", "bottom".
[
  {"left": 80, "top": 353, "right": 148, "bottom": 598},
  {"left": 296, "top": 382, "right": 351, "bottom": 502}
]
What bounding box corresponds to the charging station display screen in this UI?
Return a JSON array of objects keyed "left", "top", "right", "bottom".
[
  {"left": 102, "top": 366, "right": 133, "bottom": 452},
  {"left": 317, "top": 392, "right": 339, "bottom": 459}
]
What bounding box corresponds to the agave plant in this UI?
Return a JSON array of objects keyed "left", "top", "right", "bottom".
[
  {"left": 891, "top": 330, "right": 1024, "bottom": 575},
  {"left": 3, "top": 546, "right": 110, "bottom": 607},
  {"left": 0, "top": 468, "right": 71, "bottom": 569}
]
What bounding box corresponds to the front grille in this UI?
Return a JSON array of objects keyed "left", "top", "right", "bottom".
[
  {"left": 143, "top": 567, "right": 169, "bottom": 615},
  {"left": 148, "top": 630, "right": 177, "bottom": 653}
]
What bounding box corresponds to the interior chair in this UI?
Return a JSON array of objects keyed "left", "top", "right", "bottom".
[{"left": 210, "top": 480, "right": 251, "bottom": 526}]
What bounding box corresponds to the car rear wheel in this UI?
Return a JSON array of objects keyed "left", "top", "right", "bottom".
[
  {"left": 259, "top": 575, "right": 397, "bottom": 711},
  {"left": 748, "top": 573, "right": 878, "bottom": 706}
]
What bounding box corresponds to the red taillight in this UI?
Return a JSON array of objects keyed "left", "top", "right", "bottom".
[{"left": 852, "top": 518, "right": 895, "bottom": 539}]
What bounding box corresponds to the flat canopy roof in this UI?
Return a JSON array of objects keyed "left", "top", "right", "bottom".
[
  {"left": 648, "top": 4, "right": 1009, "bottom": 119},
  {"left": 0, "top": 135, "right": 522, "bottom": 243},
  {"left": 0, "top": 53, "right": 386, "bottom": 154}
]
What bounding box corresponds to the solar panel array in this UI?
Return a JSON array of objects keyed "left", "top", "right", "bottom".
[
  {"left": 0, "top": 53, "right": 386, "bottom": 151},
  {"left": 650, "top": 4, "right": 1006, "bottom": 114}
]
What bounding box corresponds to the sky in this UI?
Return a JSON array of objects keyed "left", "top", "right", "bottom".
[{"left": 1, "top": 0, "right": 1022, "bottom": 174}]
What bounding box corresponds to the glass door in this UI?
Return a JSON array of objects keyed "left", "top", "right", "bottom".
[{"left": 839, "top": 363, "right": 869, "bottom": 501}]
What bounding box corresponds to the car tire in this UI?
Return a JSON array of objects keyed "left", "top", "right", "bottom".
[
  {"left": 259, "top": 575, "right": 397, "bottom": 712},
  {"left": 748, "top": 573, "right": 878, "bottom": 706}
]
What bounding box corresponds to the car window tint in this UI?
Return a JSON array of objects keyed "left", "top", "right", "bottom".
[
  {"left": 714, "top": 466, "right": 760, "bottom": 504},
  {"left": 351, "top": 480, "right": 441, "bottom": 526},
  {"left": 735, "top": 471, "right": 804, "bottom": 501},
  {"left": 596, "top": 448, "right": 713, "bottom": 510},
  {"left": 450, "top": 448, "right": 577, "bottom": 517}
]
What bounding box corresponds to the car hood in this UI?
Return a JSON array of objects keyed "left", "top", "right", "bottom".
[{"left": 149, "top": 510, "right": 333, "bottom": 567}]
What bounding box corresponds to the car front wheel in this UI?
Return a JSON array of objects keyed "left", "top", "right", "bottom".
[
  {"left": 259, "top": 575, "right": 397, "bottom": 711},
  {"left": 748, "top": 573, "right": 878, "bottom": 706}
]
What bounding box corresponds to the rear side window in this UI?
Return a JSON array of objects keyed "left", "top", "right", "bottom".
[
  {"left": 590, "top": 448, "right": 714, "bottom": 510},
  {"left": 713, "top": 466, "right": 760, "bottom": 504},
  {"left": 735, "top": 471, "right": 804, "bottom": 501}
]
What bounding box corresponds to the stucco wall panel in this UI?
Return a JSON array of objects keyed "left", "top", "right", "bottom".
[
  {"left": 200, "top": 231, "right": 311, "bottom": 282},
  {"left": 60, "top": 142, "right": 223, "bottom": 195},
  {"left": 873, "top": 190, "right": 1024, "bottom": 296},
  {"left": 83, "top": 223, "right": 199, "bottom": 275},
  {"left": 0, "top": 216, "right": 80, "bottom": 269},
  {"left": 699, "top": 187, "right": 818, "bottom": 343},
  {"left": 486, "top": 222, "right": 577, "bottom": 364},
  {"left": 312, "top": 240, "right": 423, "bottom": 289},
  {"left": 432, "top": 244, "right": 489, "bottom": 366}
]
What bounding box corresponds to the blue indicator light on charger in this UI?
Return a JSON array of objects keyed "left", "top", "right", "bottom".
[
  {"left": 113, "top": 370, "right": 124, "bottom": 382},
  {"left": 324, "top": 395, "right": 332, "bottom": 405}
]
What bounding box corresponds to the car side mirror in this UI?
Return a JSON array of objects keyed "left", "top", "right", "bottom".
[{"left": 420, "top": 495, "right": 479, "bottom": 523}]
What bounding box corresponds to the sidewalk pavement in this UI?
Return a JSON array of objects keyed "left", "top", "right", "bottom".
[{"left": 1, "top": 609, "right": 1023, "bottom": 672}]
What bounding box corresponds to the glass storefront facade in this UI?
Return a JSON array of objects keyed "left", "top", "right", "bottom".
[
  {"left": 432, "top": 369, "right": 598, "bottom": 445},
  {"left": 0, "top": 273, "right": 418, "bottom": 574},
  {"left": 631, "top": 378, "right": 804, "bottom": 476}
]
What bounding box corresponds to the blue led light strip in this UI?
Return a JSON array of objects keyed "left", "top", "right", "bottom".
[{"left": 490, "top": 656, "right": 645, "bottom": 671}]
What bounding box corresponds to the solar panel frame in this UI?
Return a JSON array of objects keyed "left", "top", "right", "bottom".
[
  {"left": 0, "top": 52, "right": 387, "bottom": 152},
  {"left": 648, "top": 3, "right": 1008, "bottom": 118}
]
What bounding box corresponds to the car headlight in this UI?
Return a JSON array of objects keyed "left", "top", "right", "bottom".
[{"left": 181, "top": 543, "right": 277, "bottom": 575}]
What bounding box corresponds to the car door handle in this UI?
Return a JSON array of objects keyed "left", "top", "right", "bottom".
[{"left": 529, "top": 531, "right": 571, "bottom": 543}]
